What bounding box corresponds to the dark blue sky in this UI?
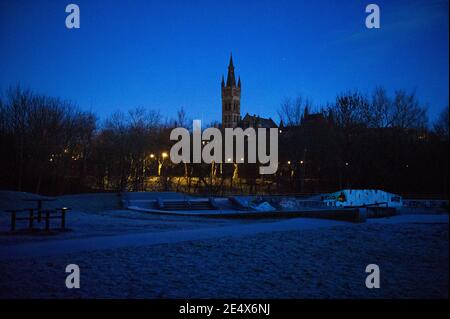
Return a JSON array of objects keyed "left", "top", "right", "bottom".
[{"left": 0, "top": 0, "right": 448, "bottom": 124}]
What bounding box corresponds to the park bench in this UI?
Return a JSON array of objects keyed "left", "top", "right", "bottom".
[{"left": 4, "top": 207, "right": 70, "bottom": 232}]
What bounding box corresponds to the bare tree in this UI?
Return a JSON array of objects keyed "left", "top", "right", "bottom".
[
  {"left": 362, "top": 87, "right": 391, "bottom": 128},
  {"left": 330, "top": 91, "right": 368, "bottom": 129},
  {"left": 278, "top": 95, "right": 311, "bottom": 126},
  {"left": 434, "top": 105, "right": 449, "bottom": 140},
  {"left": 390, "top": 90, "right": 428, "bottom": 129},
  {"left": 175, "top": 106, "right": 191, "bottom": 129}
]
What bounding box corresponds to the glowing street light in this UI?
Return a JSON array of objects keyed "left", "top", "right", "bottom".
[
  {"left": 150, "top": 154, "right": 155, "bottom": 159},
  {"left": 162, "top": 152, "right": 168, "bottom": 159},
  {"left": 300, "top": 160, "right": 304, "bottom": 164}
]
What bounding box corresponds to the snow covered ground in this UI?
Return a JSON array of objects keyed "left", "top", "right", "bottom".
[{"left": 0, "top": 191, "right": 448, "bottom": 298}]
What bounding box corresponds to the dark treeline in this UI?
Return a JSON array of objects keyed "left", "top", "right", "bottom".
[
  {"left": 0, "top": 85, "right": 448, "bottom": 197},
  {"left": 278, "top": 88, "right": 448, "bottom": 197}
]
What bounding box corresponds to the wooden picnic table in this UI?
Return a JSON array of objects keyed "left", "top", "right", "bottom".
[
  {"left": 5, "top": 207, "right": 70, "bottom": 232},
  {"left": 23, "top": 197, "right": 56, "bottom": 222},
  {"left": 4, "top": 197, "right": 69, "bottom": 232}
]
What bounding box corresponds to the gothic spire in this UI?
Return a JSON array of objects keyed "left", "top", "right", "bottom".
[{"left": 226, "top": 53, "right": 236, "bottom": 87}]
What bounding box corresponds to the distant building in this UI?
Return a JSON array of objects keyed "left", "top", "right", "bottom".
[
  {"left": 301, "top": 111, "right": 328, "bottom": 126},
  {"left": 240, "top": 113, "right": 277, "bottom": 129},
  {"left": 221, "top": 54, "right": 277, "bottom": 129},
  {"left": 221, "top": 54, "right": 241, "bottom": 128}
]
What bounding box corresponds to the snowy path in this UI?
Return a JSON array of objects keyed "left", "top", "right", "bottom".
[{"left": 0, "top": 214, "right": 447, "bottom": 260}]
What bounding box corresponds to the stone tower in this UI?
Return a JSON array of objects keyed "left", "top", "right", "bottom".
[{"left": 221, "top": 54, "right": 241, "bottom": 128}]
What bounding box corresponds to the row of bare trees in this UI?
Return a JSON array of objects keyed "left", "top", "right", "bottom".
[
  {"left": 0, "top": 87, "right": 195, "bottom": 194},
  {"left": 279, "top": 88, "right": 430, "bottom": 130},
  {"left": 0, "top": 86, "right": 96, "bottom": 194},
  {"left": 89, "top": 108, "right": 165, "bottom": 191},
  {"left": 0, "top": 85, "right": 448, "bottom": 196},
  {"left": 277, "top": 88, "right": 448, "bottom": 196}
]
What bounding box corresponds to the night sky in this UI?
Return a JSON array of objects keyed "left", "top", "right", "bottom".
[{"left": 0, "top": 0, "right": 448, "bottom": 124}]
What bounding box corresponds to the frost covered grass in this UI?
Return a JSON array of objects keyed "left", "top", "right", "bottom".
[
  {"left": 1, "top": 191, "right": 448, "bottom": 298},
  {"left": 0, "top": 209, "right": 262, "bottom": 245},
  {"left": 0, "top": 221, "right": 447, "bottom": 299},
  {"left": 0, "top": 192, "right": 267, "bottom": 245}
]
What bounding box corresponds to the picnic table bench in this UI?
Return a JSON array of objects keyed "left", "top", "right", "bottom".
[
  {"left": 23, "top": 198, "right": 56, "bottom": 222},
  {"left": 3, "top": 197, "right": 70, "bottom": 232}
]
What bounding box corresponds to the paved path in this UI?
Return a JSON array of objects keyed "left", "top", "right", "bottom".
[{"left": 0, "top": 214, "right": 447, "bottom": 260}]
